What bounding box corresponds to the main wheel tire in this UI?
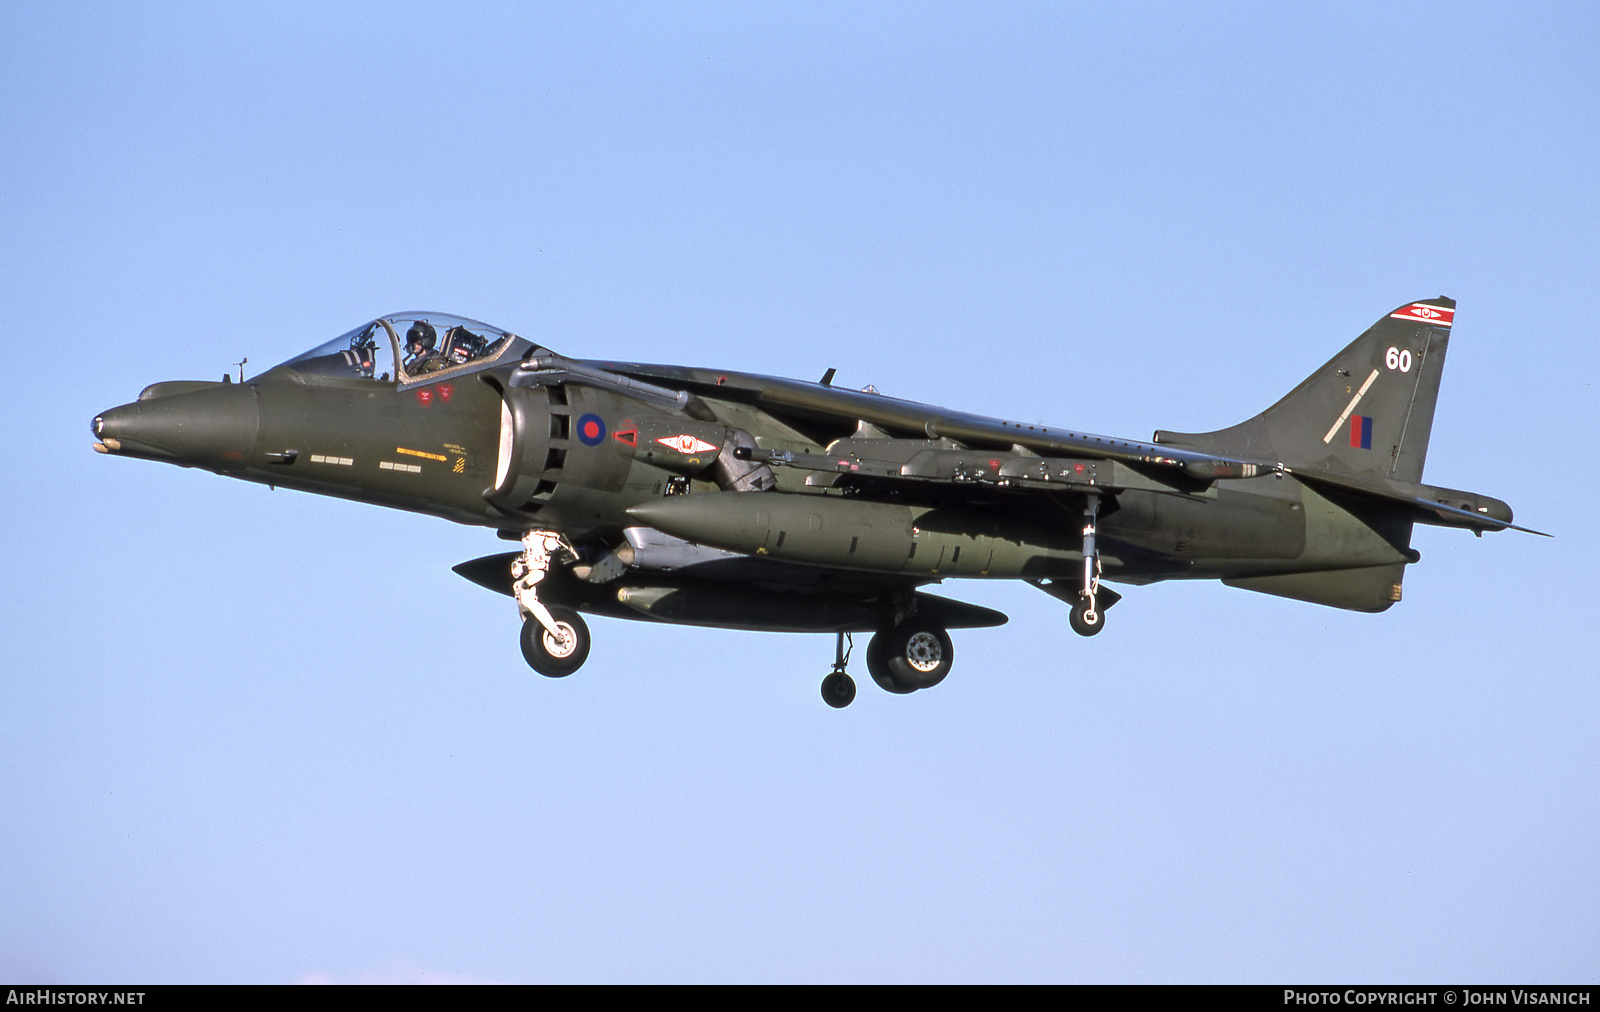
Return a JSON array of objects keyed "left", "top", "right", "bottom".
[
  {"left": 866, "top": 632, "right": 917, "bottom": 694},
  {"left": 1069, "top": 599, "right": 1104, "bottom": 637},
  {"left": 821, "top": 671, "right": 857, "bottom": 708},
  {"left": 520, "top": 607, "right": 591, "bottom": 677},
  {"left": 884, "top": 622, "right": 953, "bottom": 690}
]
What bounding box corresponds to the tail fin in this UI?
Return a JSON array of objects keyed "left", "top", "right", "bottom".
[{"left": 1154, "top": 297, "right": 1455, "bottom": 482}]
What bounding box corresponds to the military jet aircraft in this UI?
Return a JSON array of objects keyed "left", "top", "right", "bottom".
[{"left": 92, "top": 297, "right": 1539, "bottom": 706}]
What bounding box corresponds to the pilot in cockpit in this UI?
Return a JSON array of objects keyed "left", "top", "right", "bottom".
[{"left": 404, "top": 321, "right": 443, "bottom": 374}]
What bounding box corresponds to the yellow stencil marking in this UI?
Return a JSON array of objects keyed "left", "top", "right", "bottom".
[{"left": 397, "top": 447, "right": 447, "bottom": 461}]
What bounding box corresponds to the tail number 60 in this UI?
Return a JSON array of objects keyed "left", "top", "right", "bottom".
[{"left": 1385, "top": 346, "right": 1412, "bottom": 372}]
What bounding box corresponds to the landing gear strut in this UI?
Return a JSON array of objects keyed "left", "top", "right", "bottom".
[
  {"left": 513, "top": 529, "right": 591, "bottom": 677},
  {"left": 820, "top": 631, "right": 857, "bottom": 708},
  {"left": 1071, "top": 494, "right": 1105, "bottom": 637}
]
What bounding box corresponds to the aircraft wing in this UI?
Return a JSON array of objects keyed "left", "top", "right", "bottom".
[
  {"left": 592, "top": 360, "right": 1277, "bottom": 485},
  {"left": 547, "top": 359, "right": 1542, "bottom": 533}
]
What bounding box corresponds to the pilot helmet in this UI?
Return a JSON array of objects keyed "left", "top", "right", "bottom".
[{"left": 406, "top": 321, "right": 437, "bottom": 352}]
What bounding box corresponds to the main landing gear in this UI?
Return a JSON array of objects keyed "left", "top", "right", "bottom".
[
  {"left": 513, "top": 529, "right": 591, "bottom": 678},
  {"left": 820, "top": 620, "right": 956, "bottom": 707}
]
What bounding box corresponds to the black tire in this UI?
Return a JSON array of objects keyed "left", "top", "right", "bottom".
[
  {"left": 865, "top": 632, "right": 917, "bottom": 694},
  {"left": 520, "top": 607, "right": 591, "bottom": 677},
  {"left": 884, "top": 622, "right": 953, "bottom": 690},
  {"left": 821, "top": 671, "right": 857, "bottom": 708},
  {"left": 1069, "top": 599, "right": 1104, "bottom": 637}
]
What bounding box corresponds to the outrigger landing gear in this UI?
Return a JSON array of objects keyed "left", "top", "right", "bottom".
[
  {"left": 1071, "top": 494, "right": 1106, "bottom": 637},
  {"left": 820, "top": 631, "right": 857, "bottom": 708},
  {"left": 512, "top": 529, "right": 590, "bottom": 677}
]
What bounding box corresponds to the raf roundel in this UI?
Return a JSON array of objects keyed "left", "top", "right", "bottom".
[{"left": 576, "top": 413, "right": 607, "bottom": 446}]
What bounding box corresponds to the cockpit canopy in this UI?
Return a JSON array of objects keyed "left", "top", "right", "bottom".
[{"left": 262, "top": 313, "right": 536, "bottom": 387}]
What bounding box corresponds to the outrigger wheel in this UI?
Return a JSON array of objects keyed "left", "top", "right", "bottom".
[
  {"left": 1069, "top": 598, "right": 1104, "bottom": 637},
  {"left": 1071, "top": 491, "right": 1106, "bottom": 637},
  {"left": 520, "top": 606, "right": 591, "bottom": 677}
]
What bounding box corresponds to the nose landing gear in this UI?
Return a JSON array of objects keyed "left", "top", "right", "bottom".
[{"left": 513, "top": 528, "right": 591, "bottom": 677}]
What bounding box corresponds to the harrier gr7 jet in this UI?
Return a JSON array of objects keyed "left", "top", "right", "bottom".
[{"left": 92, "top": 297, "right": 1539, "bottom": 706}]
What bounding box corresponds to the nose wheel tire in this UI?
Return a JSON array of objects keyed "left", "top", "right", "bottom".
[
  {"left": 520, "top": 607, "right": 591, "bottom": 677},
  {"left": 821, "top": 671, "right": 857, "bottom": 708},
  {"left": 1069, "top": 599, "right": 1104, "bottom": 637}
]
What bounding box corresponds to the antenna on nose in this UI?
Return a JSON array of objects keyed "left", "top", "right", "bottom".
[{"left": 232, "top": 357, "right": 248, "bottom": 383}]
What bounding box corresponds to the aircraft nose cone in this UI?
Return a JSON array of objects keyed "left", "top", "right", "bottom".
[{"left": 93, "top": 382, "right": 259, "bottom": 468}]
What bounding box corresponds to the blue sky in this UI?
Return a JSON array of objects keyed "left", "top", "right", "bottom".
[{"left": 2, "top": 2, "right": 1596, "bottom": 983}]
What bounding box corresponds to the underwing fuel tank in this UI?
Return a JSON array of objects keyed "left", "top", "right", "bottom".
[{"left": 626, "top": 490, "right": 1084, "bottom": 578}]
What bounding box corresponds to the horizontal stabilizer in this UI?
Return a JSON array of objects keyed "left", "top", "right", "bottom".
[{"left": 1288, "top": 467, "right": 1548, "bottom": 536}]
